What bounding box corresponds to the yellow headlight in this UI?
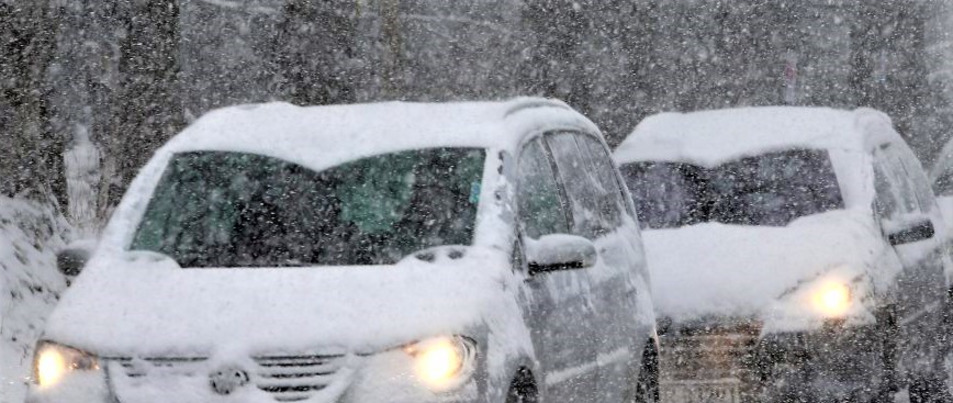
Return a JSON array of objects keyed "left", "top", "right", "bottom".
[
  {"left": 36, "top": 345, "right": 68, "bottom": 387},
  {"left": 33, "top": 342, "right": 99, "bottom": 388},
  {"left": 404, "top": 336, "right": 475, "bottom": 390},
  {"left": 813, "top": 281, "right": 851, "bottom": 317}
]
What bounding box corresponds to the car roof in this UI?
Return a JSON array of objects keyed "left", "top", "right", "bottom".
[
  {"left": 614, "top": 106, "right": 898, "bottom": 167},
  {"left": 163, "top": 98, "right": 598, "bottom": 173}
]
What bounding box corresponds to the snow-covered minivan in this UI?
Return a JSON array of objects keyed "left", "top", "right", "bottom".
[
  {"left": 27, "top": 99, "right": 657, "bottom": 403},
  {"left": 614, "top": 107, "right": 951, "bottom": 402}
]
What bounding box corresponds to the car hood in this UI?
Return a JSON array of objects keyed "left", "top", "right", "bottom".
[
  {"left": 643, "top": 210, "right": 891, "bottom": 325},
  {"left": 43, "top": 247, "right": 523, "bottom": 358}
]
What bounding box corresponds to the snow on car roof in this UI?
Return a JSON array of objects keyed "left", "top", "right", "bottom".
[
  {"left": 163, "top": 97, "right": 597, "bottom": 172},
  {"left": 614, "top": 106, "right": 896, "bottom": 167}
]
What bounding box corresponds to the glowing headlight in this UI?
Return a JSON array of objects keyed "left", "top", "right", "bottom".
[
  {"left": 33, "top": 341, "right": 99, "bottom": 388},
  {"left": 812, "top": 281, "right": 852, "bottom": 318},
  {"left": 403, "top": 336, "right": 476, "bottom": 391}
]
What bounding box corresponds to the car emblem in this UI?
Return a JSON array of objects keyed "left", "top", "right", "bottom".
[{"left": 209, "top": 366, "right": 250, "bottom": 395}]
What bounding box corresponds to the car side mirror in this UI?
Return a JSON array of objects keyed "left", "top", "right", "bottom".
[
  {"left": 886, "top": 218, "right": 935, "bottom": 246},
  {"left": 57, "top": 247, "right": 91, "bottom": 276},
  {"left": 525, "top": 234, "right": 597, "bottom": 274}
]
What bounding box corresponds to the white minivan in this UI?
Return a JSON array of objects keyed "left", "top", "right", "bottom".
[
  {"left": 615, "top": 107, "right": 951, "bottom": 402},
  {"left": 27, "top": 99, "right": 657, "bottom": 403}
]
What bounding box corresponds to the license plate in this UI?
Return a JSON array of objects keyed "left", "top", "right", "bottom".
[{"left": 661, "top": 379, "right": 741, "bottom": 403}]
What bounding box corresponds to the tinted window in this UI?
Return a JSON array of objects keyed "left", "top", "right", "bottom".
[
  {"left": 621, "top": 149, "right": 844, "bottom": 228},
  {"left": 547, "top": 132, "right": 623, "bottom": 238},
  {"left": 131, "top": 148, "right": 486, "bottom": 267},
  {"left": 622, "top": 162, "right": 704, "bottom": 229},
  {"left": 516, "top": 139, "right": 570, "bottom": 239}
]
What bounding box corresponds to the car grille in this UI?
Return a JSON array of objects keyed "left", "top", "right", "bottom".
[
  {"left": 252, "top": 353, "right": 346, "bottom": 402},
  {"left": 113, "top": 352, "right": 347, "bottom": 402},
  {"left": 658, "top": 320, "right": 761, "bottom": 402}
]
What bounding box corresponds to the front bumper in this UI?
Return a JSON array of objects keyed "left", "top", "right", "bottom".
[
  {"left": 751, "top": 322, "right": 888, "bottom": 402},
  {"left": 658, "top": 320, "right": 888, "bottom": 403},
  {"left": 26, "top": 350, "right": 484, "bottom": 403}
]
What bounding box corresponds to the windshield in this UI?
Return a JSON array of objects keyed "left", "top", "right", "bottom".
[
  {"left": 130, "top": 148, "right": 486, "bottom": 267},
  {"left": 621, "top": 149, "right": 844, "bottom": 229}
]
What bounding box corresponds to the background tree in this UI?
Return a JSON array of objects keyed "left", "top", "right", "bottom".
[
  {"left": 271, "top": 0, "right": 358, "bottom": 106},
  {"left": 0, "top": 0, "right": 62, "bottom": 202}
]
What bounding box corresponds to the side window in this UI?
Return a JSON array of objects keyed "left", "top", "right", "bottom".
[
  {"left": 578, "top": 134, "right": 632, "bottom": 220},
  {"left": 874, "top": 146, "right": 925, "bottom": 217},
  {"left": 516, "top": 139, "right": 570, "bottom": 240},
  {"left": 873, "top": 164, "right": 900, "bottom": 220},
  {"left": 894, "top": 146, "right": 935, "bottom": 212},
  {"left": 546, "top": 131, "right": 624, "bottom": 238}
]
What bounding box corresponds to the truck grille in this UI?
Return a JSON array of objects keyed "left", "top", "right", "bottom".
[
  {"left": 113, "top": 352, "right": 348, "bottom": 402},
  {"left": 659, "top": 320, "right": 761, "bottom": 402}
]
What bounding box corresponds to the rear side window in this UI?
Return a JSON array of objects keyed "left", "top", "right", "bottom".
[{"left": 546, "top": 132, "right": 625, "bottom": 238}]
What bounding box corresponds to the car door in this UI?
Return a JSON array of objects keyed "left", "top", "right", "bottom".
[
  {"left": 871, "top": 143, "right": 948, "bottom": 377},
  {"left": 514, "top": 137, "right": 597, "bottom": 401},
  {"left": 544, "top": 131, "right": 647, "bottom": 400}
]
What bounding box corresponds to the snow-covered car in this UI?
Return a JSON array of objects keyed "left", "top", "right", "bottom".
[
  {"left": 27, "top": 98, "right": 657, "bottom": 403},
  {"left": 614, "top": 107, "right": 951, "bottom": 402}
]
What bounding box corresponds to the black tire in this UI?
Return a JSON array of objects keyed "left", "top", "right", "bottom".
[
  {"left": 873, "top": 305, "right": 900, "bottom": 403},
  {"left": 633, "top": 340, "right": 660, "bottom": 403},
  {"left": 505, "top": 368, "right": 539, "bottom": 403}
]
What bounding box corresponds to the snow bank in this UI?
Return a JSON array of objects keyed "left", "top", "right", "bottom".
[{"left": 0, "top": 197, "right": 71, "bottom": 403}]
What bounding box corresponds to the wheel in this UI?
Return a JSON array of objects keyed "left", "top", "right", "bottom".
[
  {"left": 873, "top": 305, "right": 900, "bottom": 403},
  {"left": 909, "top": 292, "right": 953, "bottom": 403},
  {"left": 630, "top": 340, "right": 659, "bottom": 403},
  {"left": 505, "top": 368, "right": 538, "bottom": 403}
]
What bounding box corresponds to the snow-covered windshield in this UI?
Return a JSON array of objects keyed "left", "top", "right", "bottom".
[
  {"left": 621, "top": 149, "right": 843, "bottom": 229},
  {"left": 130, "top": 148, "right": 486, "bottom": 267}
]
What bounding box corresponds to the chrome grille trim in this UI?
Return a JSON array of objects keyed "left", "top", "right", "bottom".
[
  {"left": 109, "top": 352, "right": 347, "bottom": 402},
  {"left": 251, "top": 353, "right": 347, "bottom": 401}
]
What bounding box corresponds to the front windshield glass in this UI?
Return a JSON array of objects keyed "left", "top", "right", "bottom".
[
  {"left": 621, "top": 149, "right": 844, "bottom": 229},
  {"left": 130, "top": 148, "right": 486, "bottom": 267}
]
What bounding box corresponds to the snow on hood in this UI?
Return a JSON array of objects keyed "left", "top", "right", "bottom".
[
  {"left": 643, "top": 209, "right": 890, "bottom": 326},
  {"left": 42, "top": 246, "right": 526, "bottom": 358}
]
